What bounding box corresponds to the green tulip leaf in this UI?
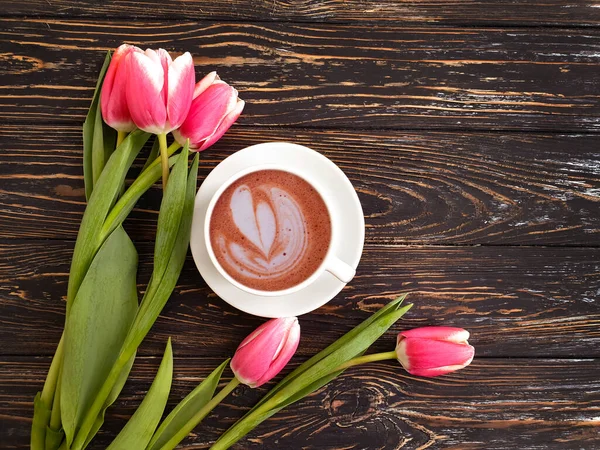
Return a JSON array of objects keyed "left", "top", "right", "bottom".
[
  {"left": 147, "top": 358, "right": 229, "bottom": 450},
  {"left": 107, "top": 340, "right": 173, "bottom": 450},
  {"left": 61, "top": 226, "right": 138, "bottom": 446},
  {"left": 121, "top": 150, "right": 198, "bottom": 361},
  {"left": 269, "top": 304, "right": 412, "bottom": 406},
  {"left": 92, "top": 94, "right": 118, "bottom": 193},
  {"left": 258, "top": 294, "right": 408, "bottom": 406},
  {"left": 214, "top": 368, "right": 346, "bottom": 450},
  {"left": 278, "top": 374, "right": 343, "bottom": 410},
  {"left": 83, "top": 51, "right": 111, "bottom": 201},
  {"left": 83, "top": 353, "right": 136, "bottom": 448},
  {"left": 92, "top": 95, "right": 106, "bottom": 186},
  {"left": 68, "top": 129, "right": 149, "bottom": 307},
  {"left": 213, "top": 368, "right": 352, "bottom": 450},
  {"left": 210, "top": 407, "right": 274, "bottom": 450}
]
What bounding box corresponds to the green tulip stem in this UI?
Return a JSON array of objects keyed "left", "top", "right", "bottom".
[
  {"left": 116, "top": 131, "right": 128, "bottom": 148},
  {"left": 49, "top": 369, "right": 62, "bottom": 430},
  {"left": 159, "top": 377, "right": 241, "bottom": 450},
  {"left": 158, "top": 133, "right": 169, "bottom": 190},
  {"left": 168, "top": 141, "right": 182, "bottom": 153},
  {"left": 99, "top": 141, "right": 181, "bottom": 242},
  {"left": 332, "top": 351, "right": 398, "bottom": 373},
  {"left": 40, "top": 334, "right": 64, "bottom": 407}
]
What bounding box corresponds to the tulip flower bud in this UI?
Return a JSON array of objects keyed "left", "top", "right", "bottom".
[
  {"left": 126, "top": 48, "right": 195, "bottom": 135},
  {"left": 101, "top": 44, "right": 141, "bottom": 132},
  {"left": 173, "top": 72, "right": 244, "bottom": 151},
  {"left": 231, "top": 317, "right": 300, "bottom": 388},
  {"left": 395, "top": 327, "right": 474, "bottom": 377}
]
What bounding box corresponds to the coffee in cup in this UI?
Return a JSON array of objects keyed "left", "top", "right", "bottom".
[{"left": 208, "top": 169, "right": 331, "bottom": 291}]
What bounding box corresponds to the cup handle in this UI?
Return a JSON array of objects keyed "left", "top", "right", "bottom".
[{"left": 325, "top": 256, "right": 356, "bottom": 283}]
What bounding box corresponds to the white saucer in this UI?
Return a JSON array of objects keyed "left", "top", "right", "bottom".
[{"left": 190, "top": 142, "right": 365, "bottom": 318}]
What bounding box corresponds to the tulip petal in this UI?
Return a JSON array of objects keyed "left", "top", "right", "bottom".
[
  {"left": 174, "top": 75, "right": 243, "bottom": 150},
  {"left": 193, "top": 71, "right": 219, "bottom": 99},
  {"left": 396, "top": 337, "right": 474, "bottom": 378},
  {"left": 142, "top": 48, "right": 171, "bottom": 111},
  {"left": 231, "top": 317, "right": 300, "bottom": 388},
  {"left": 100, "top": 44, "right": 126, "bottom": 115},
  {"left": 231, "top": 320, "right": 289, "bottom": 387},
  {"left": 156, "top": 48, "right": 172, "bottom": 106},
  {"left": 144, "top": 48, "right": 172, "bottom": 73},
  {"left": 100, "top": 44, "right": 138, "bottom": 132},
  {"left": 166, "top": 52, "right": 195, "bottom": 132},
  {"left": 101, "top": 44, "right": 127, "bottom": 102},
  {"left": 254, "top": 318, "right": 300, "bottom": 387},
  {"left": 171, "top": 128, "right": 188, "bottom": 148},
  {"left": 156, "top": 48, "right": 173, "bottom": 69},
  {"left": 177, "top": 83, "right": 238, "bottom": 149},
  {"left": 127, "top": 52, "right": 167, "bottom": 134},
  {"left": 196, "top": 99, "right": 245, "bottom": 151},
  {"left": 399, "top": 326, "right": 470, "bottom": 344},
  {"left": 237, "top": 322, "right": 267, "bottom": 350}
]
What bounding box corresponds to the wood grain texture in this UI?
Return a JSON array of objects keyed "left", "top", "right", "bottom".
[
  {"left": 2, "top": 20, "right": 600, "bottom": 131},
  {"left": 3, "top": 1, "right": 600, "bottom": 27},
  {"left": 1, "top": 240, "right": 598, "bottom": 358},
  {"left": 2, "top": 126, "right": 599, "bottom": 245},
  {"left": 1, "top": 356, "right": 599, "bottom": 449},
  {"left": 2, "top": 3, "right": 599, "bottom": 449}
]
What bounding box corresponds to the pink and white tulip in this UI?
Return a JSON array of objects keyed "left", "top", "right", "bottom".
[
  {"left": 395, "top": 327, "right": 474, "bottom": 377},
  {"left": 173, "top": 72, "right": 244, "bottom": 151},
  {"left": 126, "top": 48, "right": 195, "bottom": 135},
  {"left": 231, "top": 317, "right": 300, "bottom": 388},
  {"left": 100, "top": 44, "right": 140, "bottom": 132}
]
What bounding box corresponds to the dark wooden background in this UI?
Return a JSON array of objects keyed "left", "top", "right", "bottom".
[{"left": 1, "top": 1, "right": 600, "bottom": 449}]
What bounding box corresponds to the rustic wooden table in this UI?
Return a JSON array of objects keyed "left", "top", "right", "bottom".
[{"left": 1, "top": 1, "right": 600, "bottom": 449}]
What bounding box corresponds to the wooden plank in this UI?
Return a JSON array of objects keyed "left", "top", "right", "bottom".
[
  {"left": 1, "top": 356, "right": 598, "bottom": 449},
  {"left": 2, "top": 126, "right": 599, "bottom": 245},
  {"left": 3, "top": 1, "right": 600, "bottom": 27},
  {"left": 1, "top": 241, "right": 598, "bottom": 358},
  {"left": 2, "top": 20, "right": 600, "bottom": 131}
]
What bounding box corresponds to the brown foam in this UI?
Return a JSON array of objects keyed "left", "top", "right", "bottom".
[{"left": 209, "top": 170, "right": 331, "bottom": 291}]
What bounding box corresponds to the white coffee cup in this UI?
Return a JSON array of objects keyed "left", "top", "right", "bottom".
[{"left": 203, "top": 163, "right": 356, "bottom": 297}]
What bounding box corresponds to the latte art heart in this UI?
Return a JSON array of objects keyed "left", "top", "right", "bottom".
[
  {"left": 216, "top": 185, "right": 308, "bottom": 279},
  {"left": 209, "top": 170, "right": 332, "bottom": 292}
]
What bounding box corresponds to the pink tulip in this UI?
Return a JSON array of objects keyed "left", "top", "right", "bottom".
[
  {"left": 126, "top": 48, "right": 195, "bottom": 135},
  {"left": 231, "top": 317, "right": 300, "bottom": 388},
  {"left": 173, "top": 72, "right": 244, "bottom": 151},
  {"left": 100, "top": 44, "right": 141, "bottom": 132},
  {"left": 395, "top": 327, "right": 474, "bottom": 377}
]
